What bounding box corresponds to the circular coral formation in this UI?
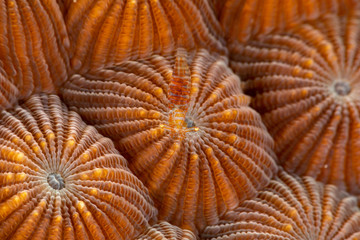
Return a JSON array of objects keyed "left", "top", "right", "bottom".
[
  {"left": 136, "top": 221, "right": 196, "bottom": 240},
  {"left": 61, "top": 48, "right": 277, "bottom": 232},
  {"left": 65, "top": 0, "right": 227, "bottom": 71},
  {"left": 0, "top": 94, "right": 157, "bottom": 239},
  {"left": 230, "top": 8, "right": 360, "bottom": 194},
  {"left": 201, "top": 170, "right": 360, "bottom": 240},
  {"left": 0, "top": 0, "right": 70, "bottom": 107}
]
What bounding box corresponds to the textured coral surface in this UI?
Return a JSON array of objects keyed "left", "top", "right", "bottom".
[
  {"left": 2, "top": 0, "right": 360, "bottom": 239},
  {"left": 219, "top": 0, "right": 354, "bottom": 48},
  {"left": 201, "top": 170, "right": 360, "bottom": 240},
  {"left": 230, "top": 7, "right": 360, "bottom": 194},
  {"left": 66, "top": 0, "right": 226, "bottom": 72},
  {"left": 0, "top": 0, "right": 70, "bottom": 108},
  {"left": 0, "top": 94, "right": 157, "bottom": 239},
  {"left": 61, "top": 48, "right": 277, "bottom": 232},
  {"left": 136, "top": 221, "right": 196, "bottom": 240}
]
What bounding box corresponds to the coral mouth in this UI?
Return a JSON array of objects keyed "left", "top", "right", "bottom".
[
  {"left": 185, "top": 117, "right": 195, "bottom": 128},
  {"left": 333, "top": 81, "right": 351, "bottom": 96},
  {"left": 47, "top": 173, "right": 65, "bottom": 190}
]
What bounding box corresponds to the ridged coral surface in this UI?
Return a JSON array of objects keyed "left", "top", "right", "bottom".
[
  {"left": 230, "top": 8, "right": 360, "bottom": 194},
  {"left": 219, "top": 0, "right": 355, "bottom": 47},
  {"left": 136, "top": 221, "right": 196, "bottom": 240},
  {"left": 65, "top": 0, "right": 226, "bottom": 71},
  {"left": 0, "top": 94, "right": 157, "bottom": 239},
  {"left": 201, "top": 170, "right": 360, "bottom": 240},
  {"left": 0, "top": 0, "right": 70, "bottom": 106},
  {"left": 61, "top": 48, "right": 277, "bottom": 232}
]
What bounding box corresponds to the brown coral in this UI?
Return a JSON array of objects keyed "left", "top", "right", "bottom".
[
  {"left": 230, "top": 7, "right": 360, "bottom": 194},
  {"left": 136, "top": 221, "right": 196, "bottom": 240},
  {"left": 65, "top": 0, "right": 227, "bottom": 72},
  {"left": 0, "top": 0, "right": 70, "bottom": 108},
  {"left": 0, "top": 94, "right": 157, "bottom": 239},
  {"left": 60, "top": 48, "right": 277, "bottom": 232},
  {"left": 201, "top": 170, "right": 360, "bottom": 240}
]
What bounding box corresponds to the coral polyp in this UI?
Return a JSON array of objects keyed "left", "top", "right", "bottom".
[
  {"left": 201, "top": 170, "right": 360, "bottom": 240},
  {"left": 61, "top": 48, "right": 277, "bottom": 232},
  {"left": 0, "top": 94, "right": 157, "bottom": 239},
  {"left": 231, "top": 7, "right": 360, "bottom": 194}
]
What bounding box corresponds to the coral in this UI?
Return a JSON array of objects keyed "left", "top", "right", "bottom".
[
  {"left": 65, "top": 0, "right": 227, "bottom": 72},
  {"left": 0, "top": 94, "right": 157, "bottom": 239},
  {"left": 60, "top": 48, "right": 277, "bottom": 232},
  {"left": 201, "top": 170, "right": 360, "bottom": 240},
  {"left": 230, "top": 7, "right": 360, "bottom": 194},
  {"left": 218, "top": 0, "right": 356, "bottom": 52},
  {"left": 0, "top": 0, "right": 70, "bottom": 107},
  {"left": 136, "top": 221, "right": 196, "bottom": 240}
]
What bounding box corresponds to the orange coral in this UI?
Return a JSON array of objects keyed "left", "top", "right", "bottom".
[
  {"left": 60, "top": 48, "right": 277, "bottom": 232},
  {"left": 65, "top": 0, "right": 227, "bottom": 72},
  {"left": 201, "top": 170, "right": 360, "bottom": 240},
  {"left": 219, "top": 0, "right": 357, "bottom": 51},
  {"left": 136, "top": 221, "right": 196, "bottom": 240},
  {"left": 230, "top": 7, "right": 360, "bottom": 194},
  {"left": 0, "top": 94, "right": 157, "bottom": 239},
  {"left": 0, "top": 0, "right": 70, "bottom": 106}
]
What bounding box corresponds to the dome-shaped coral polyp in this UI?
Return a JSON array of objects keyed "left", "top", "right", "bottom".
[
  {"left": 201, "top": 170, "right": 360, "bottom": 240},
  {"left": 0, "top": 0, "right": 70, "bottom": 108},
  {"left": 65, "top": 0, "right": 226, "bottom": 72},
  {"left": 0, "top": 94, "right": 157, "bottom": 239},
  {"left": 136, "top": 221, "right": 196, "bottom": 240},
  {"left": 230, "top": 7, "right": 360, "bottom": 194},
  {"left": 61, "top": 48, "right": 277, "bottom": 232}
]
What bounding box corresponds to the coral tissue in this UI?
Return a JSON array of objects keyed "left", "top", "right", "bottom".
[{"left": 0, "top": 94, "right": 157, "bottom": 239}]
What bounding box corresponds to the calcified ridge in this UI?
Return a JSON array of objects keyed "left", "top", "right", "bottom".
[
  {"left": 0, "top": 94, "right": 157, "bottom": 240},
  {"left": 201, "top": 170, "right": 360, "bottom": 240},
  {"left": 61, "top": 48, "right": 277, "bottom": 232}
]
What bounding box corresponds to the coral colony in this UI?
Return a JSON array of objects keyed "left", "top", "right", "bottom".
[{"left": 1, "top": 0, "right": 360, "bottom": 239}]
